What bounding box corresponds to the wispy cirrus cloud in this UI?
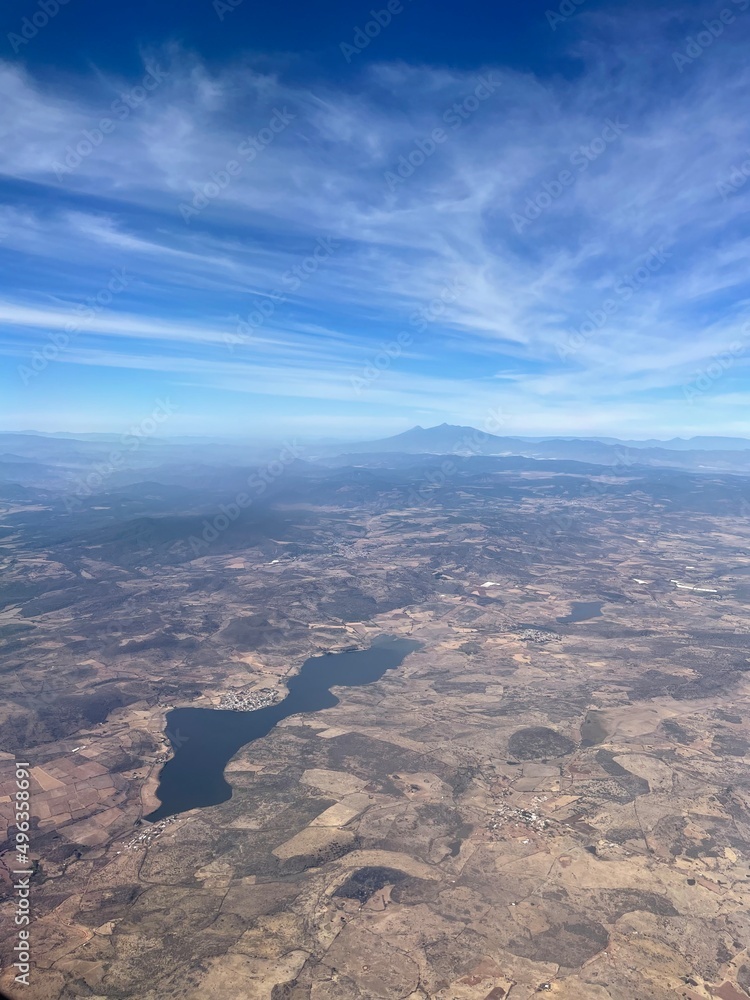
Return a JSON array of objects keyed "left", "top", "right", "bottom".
[{"left": 2, "top": 6, "right": 750, "bottom": 436}]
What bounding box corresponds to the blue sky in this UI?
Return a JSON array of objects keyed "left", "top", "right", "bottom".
[{"left": 1, "top": 0, "right": 750, "bottom": 439}]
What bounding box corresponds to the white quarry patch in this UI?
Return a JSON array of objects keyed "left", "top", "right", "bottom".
[
  {"left": 481, "top": 581, "right": 502, "bottom": 588},
  {"left": 670, "top": 580, "right": 718, "bottom": 593},
  {"left": 633, "top": 579, "right": 649, "bottom": 584}
]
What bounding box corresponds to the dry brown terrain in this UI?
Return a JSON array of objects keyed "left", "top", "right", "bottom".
[{"left": 2, "top": 466, "right": 750, "bottom": 998}]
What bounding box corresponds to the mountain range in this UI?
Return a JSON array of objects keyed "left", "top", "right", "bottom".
[
  {"left": 3, "top": 426, "right": 750, "bottom": 488},
  {"left": 322, "top": 424, "right": 750, "bottom": 473}
]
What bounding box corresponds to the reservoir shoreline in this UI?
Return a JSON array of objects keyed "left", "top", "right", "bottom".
[{"left": 146, "top": 635, "right": 421, "bottom": 822}]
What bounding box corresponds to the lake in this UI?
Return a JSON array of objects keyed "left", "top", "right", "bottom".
[
  {"left": 145, "top": 635, "right": 421, "bottom": 822},
  {"left": 556, "top": 600, "right": 604, "bottom": 624}
]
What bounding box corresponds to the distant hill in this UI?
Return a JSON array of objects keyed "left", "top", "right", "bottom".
[{"left": 593, "top": 436, "right": 750, "bottom": 452}]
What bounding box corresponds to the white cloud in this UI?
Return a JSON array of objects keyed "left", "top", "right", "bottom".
[{"left": 2, "top": 10, "right": 750, "bottom": 436}]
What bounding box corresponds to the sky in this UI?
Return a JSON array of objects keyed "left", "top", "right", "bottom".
[{"left": 1, "top": 0, "right": 750, "bottom": 440}]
